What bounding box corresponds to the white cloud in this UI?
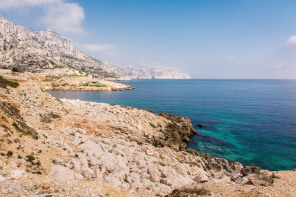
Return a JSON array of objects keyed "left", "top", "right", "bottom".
[
  {"left": 286, "top": 35, "right": 296, "bottom": 46},
  {"left": 0, "top": 0, "right": 85, "bottom": 34},
  {"left": 261, "top": 35, "right": 296, "bottom": 78},
  {"left": 41, "top": 2, "right": 84, "bottom": 34},
  {"left": 0, "top": 0, "right": 58, "bottom": 9},
  {"left": 81, "top": 44, "right": 116, "bottom": 52},
  {"left": 80, "top": 44, "right": 118, "bottom": 58}
]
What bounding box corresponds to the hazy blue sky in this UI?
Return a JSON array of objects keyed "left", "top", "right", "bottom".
[{"left": 1, "top": 0, "right": 296, "bottom": 78}]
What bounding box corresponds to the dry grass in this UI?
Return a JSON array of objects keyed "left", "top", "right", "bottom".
[{"left": 53, "top": 119, "right": 114, "bottom": 136}]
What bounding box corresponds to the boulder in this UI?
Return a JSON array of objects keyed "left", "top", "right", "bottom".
[
  {"left": 0, "top": 175, "right": 5, "bottom": 181},
  {"left": 75, "top": 173, "right": 84, "bottom": 180},
  {"left": 201, "top": 154, "right": 243, "bottom": 173},
  {"left": 9, "top": 169, "right": 25, "bottom": 179},
  {"left": 49, "top": 165, "right": 75, "bottom": 180},
  {"left": 78, "top": 153, "right": 88, "bottom": 168},
  {"left": 245, "top": 173, "right": 274, "bottom": 186},
  {"left": 231, "top": 161, "right": 244, "bottom": 172},
  {"left": 241, "top": 166, "right": 261, "bottom": 176},
  {"left": 78, "top": 141, "right": 103, "bottom": 158},
  {"left": 72, "top": 135, "right": 82, "bottom": 146},
  {"left": 186, "top": 148, "right": 200, "bottom": 156},
  {"left": 148, "top": 164, "right": 161, "bottom": 182},
  {"left": 221, "top": 175, "right": 232, "bottom": 184},
  {"left": 193, "top": 174, "right": 209, "bottom": 183},
  {"left": 99, "top": 153, "right": 116, "bottom": 173},
  {"left": 82, "top": 167, "right": 95, "bottom": 178},
  {"left": 160, "top": 166, "right": 193, "bottom": 188},
  {"left": 126, "top": 172, "right": 140, "bottom": 183},
  {"left": 72, "top": 159, "right": 81, "bottom": 171}
]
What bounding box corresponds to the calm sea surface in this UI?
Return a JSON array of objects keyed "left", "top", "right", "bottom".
[{"left": 47, "top": 79, "right": 296, "bottom": 171}]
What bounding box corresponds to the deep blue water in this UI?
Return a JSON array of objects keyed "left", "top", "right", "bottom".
[{"left": 47, "top": 79, "right": 296, "bottom": 171}]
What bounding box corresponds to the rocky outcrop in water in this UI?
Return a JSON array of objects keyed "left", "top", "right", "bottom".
[{"left": 152, "top": 112, "right": 197, "bottom": 150}]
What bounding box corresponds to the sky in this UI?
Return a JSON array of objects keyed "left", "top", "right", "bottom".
[{"left": 1, "top": 0, "right": 296, "bottom": 79}]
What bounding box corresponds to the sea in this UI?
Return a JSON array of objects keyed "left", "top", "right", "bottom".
[{"left": 47, "top": 79, "right": 296, "bottom": 171}]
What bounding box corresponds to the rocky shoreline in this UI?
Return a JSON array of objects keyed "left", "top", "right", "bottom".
[
  {"left": 44, "top": 85, "right": 135, "bottom": 91},
  {"left": 37, "top": 72, "right": 136, "bottom": 91},
  {"left": 0, "top": 72, "right": 296, "bottom": 196}
]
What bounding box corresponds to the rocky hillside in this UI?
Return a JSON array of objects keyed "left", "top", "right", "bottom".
[
  {"left": 105, "top": 63, "right": 191, "bottom": 79},
  {"left": 0, "top": 15, "right": 191, "bottom": 80},
  {"left": 0, "top": 71, "right": 295, "bottom": 196},
  {"left": 0, "top": 15, "right": 119, "bottom": 79}
]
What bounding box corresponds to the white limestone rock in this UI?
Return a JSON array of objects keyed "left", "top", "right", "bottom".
[
  {"left": 72, "top": 159, "right": 81, "bottom": 171},
  {"left": 148, "top": 163, "right": 161, "bottom": 182},
  {"left": 9, "top": 170, "right": 25, "bottom": 179},
  {"left": 193, "top": 173, "right": 209, "bottom": 183},
  {"left": 75, "top": 173, "right": 84, "bottom": 180},
  {"left": 0, "top": 175, "right": 5, "bottom": 181},
  {"left": 82, "top": 167, "right": 95, "bottom": 178},
  {"left": 78, "top": 141, "right": 103, "bottom": 158},
  {"left": 49, "top": 165, "right": 75, "bottom": 180}
]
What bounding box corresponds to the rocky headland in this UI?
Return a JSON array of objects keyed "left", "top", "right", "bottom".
[
  {"left": 0, "top": 13, "right": 295, "bottom": 197},
  {"left": 1, "top": 71, "right": 295, "bottom": 197},
  {"left": 104, "top": 63, "right": 191, "bottom": 80},
  {"left": 38, "top": 72, "right": 135, "bottom": 91}
]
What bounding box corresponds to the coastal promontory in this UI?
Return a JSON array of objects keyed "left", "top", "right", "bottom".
[
  {"left": 0, "top": 69, "right": 295, "bottom": 196},
  {"left": 0, "top": 14, "right": 295, "bottom": 197}
]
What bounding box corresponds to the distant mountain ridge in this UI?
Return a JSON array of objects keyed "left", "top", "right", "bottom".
[
  {"left": 0, "top": 15, "right": 191, "bottom": 79},
  {"left": 105, "top": 63, "right": 191, "bottom": 79}
]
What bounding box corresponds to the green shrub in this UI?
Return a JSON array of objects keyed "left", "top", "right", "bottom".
[
  {"left": 11, "top": 67, "right": 20, "bottom": 72},
  {"left": 79, "top": 83, "right": 89, "bottom": 86},
  {"left": 68, "top": 74, "right": 80, "bottom": 78},
  {"left": 1, "top": 66, "right": 9, "bottom": 69},
  {"left": 0, "top": 76, "right": 19, "bottom": 88},
  {"left": 26, "top": 155, "right": 36, "bottom": 162},
  {"left": 42, "top": 78, "right": 53, "bottom": 82},
  {"left": 93, "top": 84, "right": 108, "bottom": 88},
  {"left": 52, "top": 75, "right": 62, "bottom": 79}
]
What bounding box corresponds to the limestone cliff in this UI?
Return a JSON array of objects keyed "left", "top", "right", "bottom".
[
  {"left": 0, "top": 15, "right": 118, "bottom": 79},
  {"left": 0, "top": 15, "right": 191, "bottom": 80},
  {"left": 105, "top": 63, "right": 191, "bottom": 79}
]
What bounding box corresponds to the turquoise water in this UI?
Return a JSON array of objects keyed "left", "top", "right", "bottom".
[{"left": 47, "top": 79, "right": 296, "bottom": 171}]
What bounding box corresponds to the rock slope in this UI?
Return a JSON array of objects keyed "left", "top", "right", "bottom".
[
  {"left": 0, "top": 16, "right": 120, "bottom": 79},
  {"left": 1, "top": 71, "right": 295, "bottom": 196},
  {"left": 0, "top": 15, "right": 191, "bottom": 80},
  {"left": 105, "top": 63, "right": 191, "bottom": 79},
  {"left": 38, "top": 73, "right": 135, "bottom": 91}
]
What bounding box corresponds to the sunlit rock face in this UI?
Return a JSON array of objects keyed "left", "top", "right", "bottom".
[
  {"left": 104, "top": 63, "right": 191, "bottom": 79},
  {"left": 0, "top": 15, "right": 118, "bottom": 79},
  {"left": 0, "top": 15, "right": 191, "bottom": 79}
]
